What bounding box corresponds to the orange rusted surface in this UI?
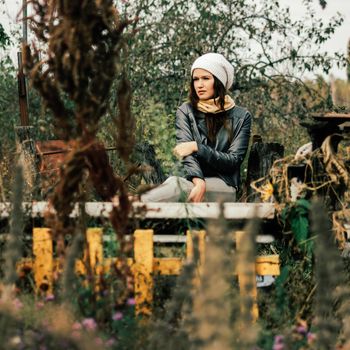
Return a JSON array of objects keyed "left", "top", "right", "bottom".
[
  {"left": 35, "top": 140, "right": 74, "bottom": 173},
  {"left": 35, "top": 140, "right": 75, "bottom": 191}
]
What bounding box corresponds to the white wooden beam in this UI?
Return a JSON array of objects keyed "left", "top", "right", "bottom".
[{"left": 0, "top": 202, "right": 275, "bottom": 219}]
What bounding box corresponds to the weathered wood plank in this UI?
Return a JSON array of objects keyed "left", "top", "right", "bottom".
[
  {"left": 0, "top": 202, "right": 275, "bottom": 219},
  {"left": 33, "top": 228, "right": 53, "bottom": 294},
  {"left": 236, "top": 230, "right": 259, "bottom": 322},
  {"left": 86, "top": 228, "right": 103, "bottom": 272},
  {"left": 18, "top": 256, "right": 280, "bottom": 277},
  {"left": 153, "top": 258, "right": 182, "bottom": 275},
  {"left": 134, "top": 229, "right": 153, "bottom": 316},
  {"left": 3, "top": 233, "right": 275, "bottom": 244}
]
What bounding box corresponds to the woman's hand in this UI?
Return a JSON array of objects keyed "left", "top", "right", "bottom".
[
  {"left": 173, "top": 141, "right": 198, "bottom": 159},
  {"left": 187, "top": 177, "right": 206, "bottom": 203}
]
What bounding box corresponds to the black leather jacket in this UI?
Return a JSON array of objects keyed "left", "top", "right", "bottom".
[{"left": 175, "top": 102, "right": 251, "bottom": 189}]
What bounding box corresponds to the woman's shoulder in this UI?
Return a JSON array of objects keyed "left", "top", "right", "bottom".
[{"left": 177, "top": 101, "right": 193, "bottom": 114}]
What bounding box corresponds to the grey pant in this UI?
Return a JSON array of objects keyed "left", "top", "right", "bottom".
[{"left": 140, "top": 176, "right": 236, "bottom": 202}]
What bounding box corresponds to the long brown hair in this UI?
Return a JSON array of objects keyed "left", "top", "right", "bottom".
[{"left": 189, "top": 75, "right": 232, "bottom": 143}]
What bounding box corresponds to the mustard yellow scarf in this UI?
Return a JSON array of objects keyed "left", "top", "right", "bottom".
[{"left": 197, "top": 95, "right": 235, "bottom": 114}]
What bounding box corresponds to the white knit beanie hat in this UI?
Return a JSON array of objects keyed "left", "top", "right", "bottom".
[{"left": 191, "top": 53, "right": 234, "bottom": 90}]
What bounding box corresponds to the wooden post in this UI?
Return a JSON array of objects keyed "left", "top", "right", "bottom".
[
  {"left": 245, "top": 137, "right": 284, "bottom": 202},
  {"left": 85, "top": 228, "right": 103, "bottom": 291},
  {"left": 86, "top": 228, "right": 103, "bottom": 272},
  {"left": 186, "top": 230, "right": 206, "bottom": 288},
  {"left": 134, "top": 229, "right": 153, "bottom": 316},
  {"left": 235, "top": 230, "right": 259, "bottom": 322},
  {"left": 33, "top": 228, "right": 53, "bottom": 295}
]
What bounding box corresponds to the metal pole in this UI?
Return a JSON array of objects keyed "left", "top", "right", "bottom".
[
  {"left": 22, "top": 0, "right": 28, "bottom": 44},
  {"left": 18, "top": 0, "right": 29, "bottom": 126}
]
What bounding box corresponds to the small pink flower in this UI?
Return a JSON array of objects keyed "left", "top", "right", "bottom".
[
  {"left": 82, "top": 318, "right": 97, "bottom": 331},
  {"left": 274, "top": 335, "right": 284, "bottom": 343},
  {"left": 307, "top": 332, "right": 316, "bottom": 344},
  {"left": 12, "top": 298, "right": 23, "bottom": 310},
  {"left": 273, "top": 335, "right": 284, "bottom": 350},
  {"left": 36, "top": 302, "right": 45, "bottom": 309},
  {"left": 71, "top": 331, "right": 81, "bottom": 339},
  {"left": 112, "top": 311, "right": 123, "bottom": 321},
  {"left": 127, "top": 298, "right": 136, "bottom": 306},
  {"left": 45, "top": 294, "right": 55, "bottom": 302},
  {"left": 106, "top": 338, "right": 116, "bottom": 347},
  {"left": 95, "top": 337, "right": 103, "bottom": 345},
  {"left": 296, "top": 325, "right": 307, "bottom": 335},
  {"left": 72, "top": 322, "right": 82, "bottom": 331}
]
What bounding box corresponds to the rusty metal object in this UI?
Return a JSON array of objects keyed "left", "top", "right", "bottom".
[
  {"left": 35, "top": 140, "right": 76, "bottom": 193},
  {"left": 17, "top": 52, "right": 29, "bottom": 126}
]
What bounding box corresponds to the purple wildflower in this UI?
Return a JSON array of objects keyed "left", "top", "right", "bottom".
[
  {"left": 307, "top": 332, "right": 316, "bottom": 344},
  {"left": 112, "top": 311, "right": 123, "bottom": 321},
  {"left": 127, "top": 298, "right": 136, "bottom": 306},
  {"left": 273, "top": 335, "right": 285, "bottom": 350},
  {"left": 274, "top": 335, "right": 284, "bottom": 343},
  {"left": 296, "top": 325, "right": 307, "bottom": 335}
]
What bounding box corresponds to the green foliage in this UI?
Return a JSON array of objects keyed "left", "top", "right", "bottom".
[
  {"left": 348, "top": 40, "right": 350, "bottom": 83},
  {"left": 0, "top": 49, "right": 55, "bottom": 153},
  {"left": 0, "top": 24, "right": 10, "bottom": 48},
  {"left": 0, "top": 56, "right": 18, "bottom": 149},
  {"left": 134, "top": 98, "right": 176, "bottom": 174},
  {"left": 281, "top": 199, "right": 314, "bottom": 258}
]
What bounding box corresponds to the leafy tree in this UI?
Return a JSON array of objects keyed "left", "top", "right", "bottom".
[
  {"left": 347, "top": 39, "right": 350, "bottom": 83},
  {"left": 116, "top": 0, "right": 345, "bottom": 153},
  {"left": 0, "top": 56, "right": 18, "bottom": 148},
  {"left": 0, "top": 24, "right": 10, "bottom": 48},
  {"left": 319, "top": 0, "right": 327, "bottom": 9}
]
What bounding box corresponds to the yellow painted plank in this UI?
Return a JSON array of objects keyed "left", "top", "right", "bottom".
[
  {"left": 235, "top": 230, "right": 259, "bottom": 322},
  {"left": 103, "top": 257, "right": 134, "bottom": 273},
  {"left": 134, "top": 229, "right": 153, "bottom": 316},
  {"left": 186, "top": 230, "right": 206, "bottom": 263},
  {"left": 18, "top": 255, "right": 279, "bottom": 278},
  {"left": 75, "top": 259, "right": 86, "bottom": 275},
  {"left": 186, "top": 231, "right": 194, "bottom": 261},
  {"left": 33, "top": 228, "right": 53, "bottom": 295},
  {"left": 153, "top": 258, "right": 182, "bottom": 275},
  {"left": 256, "top": 255, "right": 280, "bottom": 276},
  {"left": 186, "top": 230, "right": 206, "bottom": 289},
  {"left": 86, "top": 228, "right": 103, "bottom": 272}
]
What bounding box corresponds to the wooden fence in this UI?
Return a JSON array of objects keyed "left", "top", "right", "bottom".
[{"left": 0, "top": 201, "right": 279, "bottom": 321}]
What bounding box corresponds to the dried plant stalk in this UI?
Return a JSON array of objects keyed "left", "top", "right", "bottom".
[
  {"left": 233, "top": 218, "right": 260, "bottom": 349},
  {"left": 190, "top": 216, "right": 233, "bottom": 350},
  {"left": 23, "top": 0, "right": 136, "bottom": 307},
  {"left": 2, "top": 166, "right": 24, "bottom": 301},
  {"left": 147, "top": 236, "right": 200, "bottom": 350},
  {"left": 312, "top": 199, "right": 342, "bottom": 350}
]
